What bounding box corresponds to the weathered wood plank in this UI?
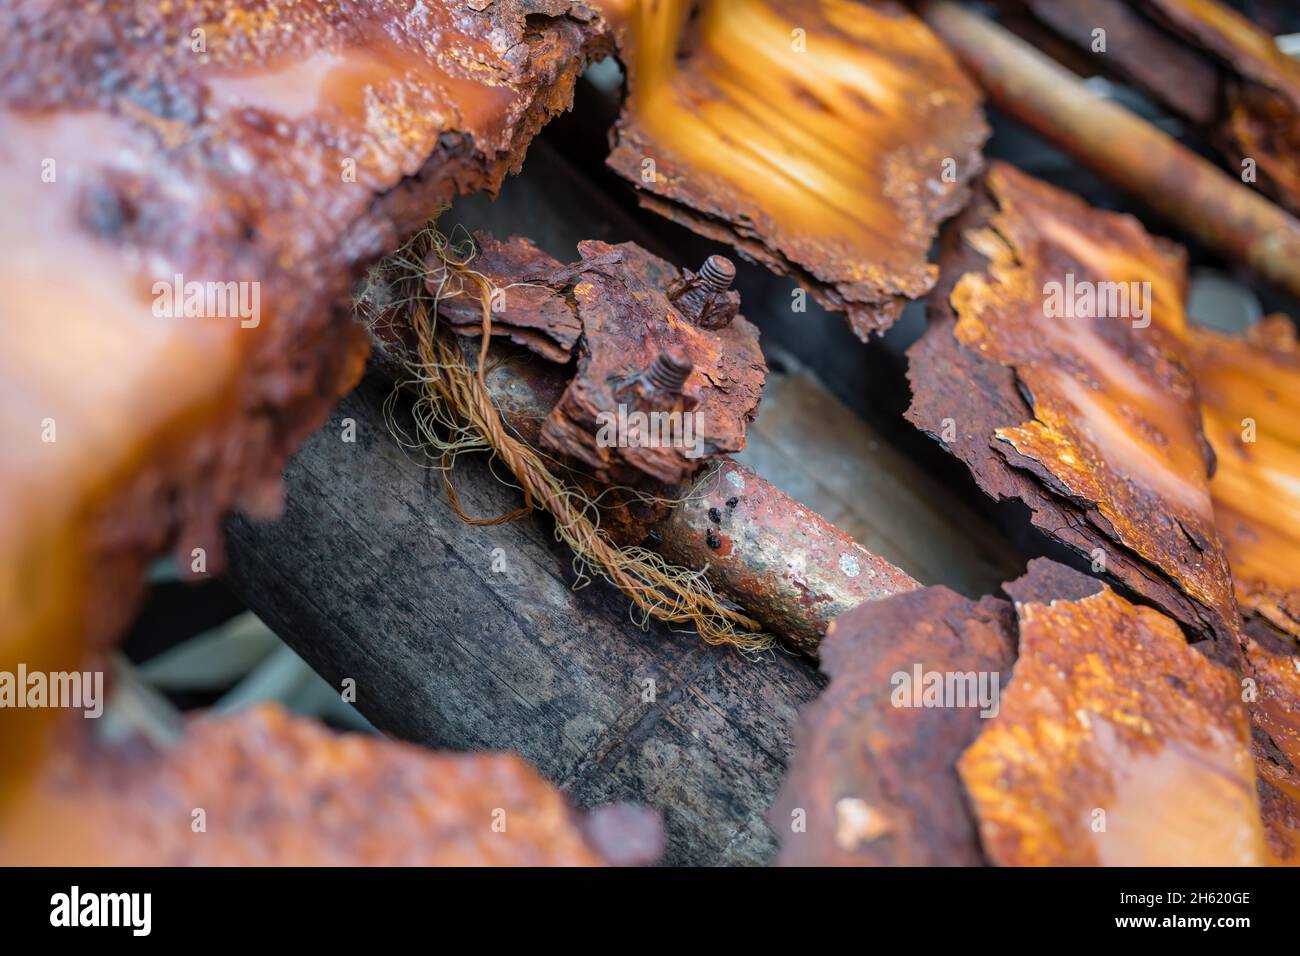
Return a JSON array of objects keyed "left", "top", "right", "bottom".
[{"left": 225, "top": 375, "right": 823, "bottom": 865}]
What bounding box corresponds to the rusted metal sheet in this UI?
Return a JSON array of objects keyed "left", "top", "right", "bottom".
[
  {"left": 656, "top": 460, "right": 919, "bottom": 658},
  {"left": 0, "top": 0, "right": 607, "bottom": 788},
  {"left": 1243, "top": 620, "right": 1300, "bottom": 865},
  {"left": 1017, "top": 0, "right": 1300, "bottom": 214},
  {"left": 772, "top": 585, "right": 1014, "bottom": 864},
  {"left": 1142, "top": 0, "right": 1300, "bottom": 214},
  {"left": 907, "top": 162, "right": 1242, "bottom": 667},
  {"left": 1190, "top": 317, "right": 1300, "bottom": 642},
  {"left": 599, "top": 0, "right": 988, "bottom": 340},
  {"left": 1018, "top": 0, "right": 1222, "bottom": 125},
  {"left": 0, "top": 704, "right": 661, "bottom": 866},
  {"left": 924, "top": 1, "right": 1300, "bottom": 303},
  {"left": 960, "top": 560, "right": 1268, "bottom": 866}
]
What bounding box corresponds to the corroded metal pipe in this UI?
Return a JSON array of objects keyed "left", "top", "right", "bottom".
[
  {"left": 923, "top": 1, "right": 1300, "bottom": 302},
  {"left": 656, "top": 459, "right": 919, "bottom": 657}
]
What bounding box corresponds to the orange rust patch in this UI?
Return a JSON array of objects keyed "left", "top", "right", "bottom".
[
  {"left": 0, "top": 705, "right": 623, "bottom": 866},
  {"left": 1190, "top": 317, "right": 1300, "bottom": 640},
  {"left": 909, "top": 163, "right": 1241, "bottom": 665},
  {"left": 602, "top": 0, "right": 987, "bottom": 339},
  {"left": 959, "top": 579, "right": 1266, "bottom": 866}
]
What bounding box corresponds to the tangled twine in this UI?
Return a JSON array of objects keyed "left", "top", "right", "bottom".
[{"left": 378, "top": 224, "right": 774, "bottom": 652}]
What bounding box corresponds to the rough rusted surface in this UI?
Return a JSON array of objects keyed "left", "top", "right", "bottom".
[
  {"left": 1190, "top": 317, "right": 1300, "bottom": 642},
  {"left": 1243, "top": 619, "right": 1300, "bottom": 865},
  {"left": 540, "top": 241, "right": 767, "bottom": 489},
  {"left": 0, "top": 704, "right": 662, "bottom": 866},
  {"left": 429, "top": 232, "right": 582, "bottom": 363},
  {"left": 926, "top": 2, "right": 1300, "bottom": 305},
  {"left": 772, "top": 586, "right": 1014, "bottom": 865},
  {"left": 601, "top": 0, "right": 987, "bottom": 340},
  {"left": 657, "top": 460, "right": 919, "bottom": 657},
  {"left": 1142, "top": 0, "right": 1300, "bottom": 214},
  {"left": 366, "top": 245, "right": 917, "bottom": 650},
  {"left": 1020, "top": 0, "right": 1221, "bottom": 126},
  {"left": 0, "top": 0, "right": 608, "bottom": 786},
  {"left": 1019, "top": 0, "right": 1300, "bottom": 214},
  {"left": 907, "top": 162, "right": 1242, "bottom": 667},
  {"left": 960, "top": 559, "right": 1266, "bottom": 866}
]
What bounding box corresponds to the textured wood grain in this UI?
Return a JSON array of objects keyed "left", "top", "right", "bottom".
[{"left": 224, "top": 375, "right": 823, "bottom": 865}]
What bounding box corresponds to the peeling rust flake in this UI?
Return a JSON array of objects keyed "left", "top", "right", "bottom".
[
  {"left": 600, "top": 0, "right": 988, "bottom": 340},
  {"left": 1190, "top": 317, "right": 1300, "bottom": 642},
  {"left": 774, "top": 558, "right": 1274, "bottom": 866},
  {"left": 0, "top": 705, "right": 661, "bottom": 866},
  {"left": 430, "top": 232, "right": 582, "bottom": 363},
  {"left": 907, "top": 162, "right": 1241, "bottom": 666},
  {"left": 0, "top": 0, "right": 608, "bottom": 758},
  {"left": 773, "top": 585, "right": 1015, "bottom": 865},
  {"left": 960, "top": 560, "right": 1267, "bottom": 867}
]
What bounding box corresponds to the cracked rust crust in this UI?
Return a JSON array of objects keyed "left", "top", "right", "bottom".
[
  {"left": 1244, "top": 620, "right": 1300, "bottom": 865},
  {"left": 600, "top": 0, "right": 987, "bottom": 340},
  {"left": 1190, "top": 317, "right": 1300, "bottom": 642},
  {"left": 0, "top": 705, "right": 660, "bottom": 866},
  {"left": 539, "top": 241, "right": 767, "bottom": 490},
  {"left": 907, "top": 162, "right": 1242, "bottom": 666},
  {"left": 0, "top": 0, "right": 607, "bottom": 784},
  {"left": 431, "top": 232, "right": 582, "bottom": 363},
  {"left": 772, "top": 585, "right": 1014, "bottom": 865},
  {"left": 960, "top": 559, "right": 1266, "bottom": 867}
]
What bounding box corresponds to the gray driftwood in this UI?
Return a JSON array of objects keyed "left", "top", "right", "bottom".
[{"left": 225, "top": 374, "right": 824, "bottom": 866}]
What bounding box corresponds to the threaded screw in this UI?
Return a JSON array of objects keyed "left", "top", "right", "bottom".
[
  {"left": 645, "top": 347, "right": 693, "bottom": 393},
  {"left": 697, "top": 255, "right": 736, "bottom": 295}
]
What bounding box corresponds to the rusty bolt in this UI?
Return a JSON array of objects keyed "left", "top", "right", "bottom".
[
  {"left": 697, "top": 255, "right": 736, "bottom": 295},
  {"left": 644, "top": 347, "right": 693, "bottom": 394}
]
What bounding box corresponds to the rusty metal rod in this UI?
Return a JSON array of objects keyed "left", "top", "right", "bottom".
[
  {"left": 369, "top": 324, "right": 918, "bottom": 653},
  {"left": 923, "top": 1, "right": 1300, "bottom": 303}
]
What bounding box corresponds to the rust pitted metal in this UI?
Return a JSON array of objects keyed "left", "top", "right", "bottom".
[
  {"left": 907, "top": 162, "right": 1242, "bottom": 667},
  {"left": 602, "top": 0, "right": 987, "bottom": 340},
  {"left": 1142, "top": 0, "right": 1300, "bottom": 214},
  {"left": 0, "top": 0, "right": 609, "bottom": 786},
  {"left": 368, "top": 228, "right": 916, "bottom": 651},
  {"left": 0, "top": 705, "right": 661, "bottom": 866},
  {"left": 924, "top": 2, "right": 1300, "bottom": 303},
  {"left": 430, "top": 232, "right": 582, "bottom": 363},
  {"left": 656, "top": 460, "right": 920, "bottom": 656},
  {"left": 1020, "top": 0, "right": 1300, "bottom": 215},
  {"left": 959, "top": 560, "right": 1268, "bottom": 866},
  {"left": 773, "top": 585, "right": 1015, "bottom": 865},
  {"left": 1242, "top": 620, "right": 1300, "bottom": 865},
  {"left": 540, "top": 241, "right": 767, "bottom": 489},
  {"left": 1190, "top": 317, "right": 1300, "bottom": 642}
]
